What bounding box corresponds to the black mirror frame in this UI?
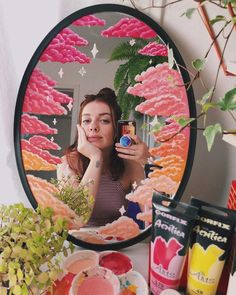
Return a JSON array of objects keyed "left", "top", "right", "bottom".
[{"left": 14, "top": 4, "right": 197, "bottom": 250}]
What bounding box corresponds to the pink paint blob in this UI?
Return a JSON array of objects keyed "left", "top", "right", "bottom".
[
  {"left": 99, "top": 252, "right": 132, "bottom": 275},
  {"left": 67, "top": 258, "right": 97, "bottom": 274},
  {"left": 76, "top": 276, "right": 114, "bottom": 295}
]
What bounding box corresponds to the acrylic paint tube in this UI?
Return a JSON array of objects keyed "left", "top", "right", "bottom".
[
  {"left": 150, "top": 193, "right": 198, "bottom": 295},
  {"left": 226, "top": 227, "right": 236, "bottom": 295},
  {"left": 187, "top": 197, "right": 236, "bottom": 295}
]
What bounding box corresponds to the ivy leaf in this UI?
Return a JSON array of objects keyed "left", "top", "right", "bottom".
[
  {"left": 149, "top": 116, "right": 166, "bottom": 133},
  {"left": 192, "top": 58, "right": 206, "bottom": 71},
  {"left": 203, "top": 124, "right": 222, "bottom": 151},
  {"left": 181, "top": 8, "right": 197, "bottom": 19},
  {"left": 210, "top": 15, "right": 226, "bottom": 25},
  {"left": 217, "top": 87, "right": 236, "bottom": 111},
  {"left": 197, "top": 87, "right": 214, "bottom": 105},
  {"left": 174, "top": 117, "right": 195, "bottom": 127},
  {"left": 202, "top": 102, "right": 218, "bottom": 113}
]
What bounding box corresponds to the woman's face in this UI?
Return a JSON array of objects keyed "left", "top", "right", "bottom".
[{"left": 80, "top": 101, "right": 115, "bottom": 151}]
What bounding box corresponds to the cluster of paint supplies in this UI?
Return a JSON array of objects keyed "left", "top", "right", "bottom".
[
  {"left": 47, "top": 193, "right": 236, "bottom": 295},
  {"left": 150, "top": 193, "right": 236, "bottom": 295}
]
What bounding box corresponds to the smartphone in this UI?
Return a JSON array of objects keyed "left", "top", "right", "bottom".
[{"left": 117, "top": 120, "right": 136, "bottom": 142}]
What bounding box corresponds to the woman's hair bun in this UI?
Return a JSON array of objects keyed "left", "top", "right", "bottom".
[{"left": 97, "top": 87, "right": 116, "bottom": 100}]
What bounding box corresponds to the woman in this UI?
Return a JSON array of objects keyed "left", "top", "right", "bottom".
[{"left": 57, "top": 88, "right": 150, "bottom": 226}]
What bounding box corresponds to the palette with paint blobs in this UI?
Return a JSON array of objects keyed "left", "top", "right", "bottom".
[{"left": 47, "top": 249, "right": 149, "bottom": 295}]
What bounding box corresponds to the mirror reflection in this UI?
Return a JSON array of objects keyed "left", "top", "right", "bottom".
[{"left": 19, "top": 9, "right": 194, "bottom": 246}]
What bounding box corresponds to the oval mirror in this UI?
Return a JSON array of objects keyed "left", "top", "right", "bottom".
[{"left": 14, "top": 4, "right": 196, "bottom": 250}]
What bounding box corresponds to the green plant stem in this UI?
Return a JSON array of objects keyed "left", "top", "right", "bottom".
[
  {"left": 210, "top": 23, "right": 235, "bottom": 102},
  {"left": 129, "top": 0, "right": 184, "bottom": 10}
]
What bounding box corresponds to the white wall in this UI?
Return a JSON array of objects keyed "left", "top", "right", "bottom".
[{"left": 0, "top": 0, "right": 235, "bottom": 207}]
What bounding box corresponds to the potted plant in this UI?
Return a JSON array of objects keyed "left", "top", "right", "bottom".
[{"left": 0, "top": 203, "right": 74, "bottom": 295}]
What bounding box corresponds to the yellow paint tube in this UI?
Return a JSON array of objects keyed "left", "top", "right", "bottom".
[
  {"left": 187, "top": 198, "right": 236, "bottom": 295},
  {"left": 226, "top": 227, "right": 236, "bottom": 295}
]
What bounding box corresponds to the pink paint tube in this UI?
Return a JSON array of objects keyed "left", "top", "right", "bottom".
[{"left": 150, "top": 193, "right": 198, "bottom": 295}]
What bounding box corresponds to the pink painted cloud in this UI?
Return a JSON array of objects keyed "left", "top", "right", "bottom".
[
  {"left": 50, "top": 28, "right": 88, "bottom": 46},
  {"left": 29, "top": 135, "right": 61, "bottom": 150},
  {"left": 23, "top": 90, "right": 67, "bottom": 115},
  {"left": 40, "top": 28, "right": 90, "bottom": 63},
  {"left": 138, "top": 42, "right": 168, "bottom": 56},
  {"left": 21, "top": 114, "right": 57, "bottom": 135},
  {"left": 135, "top": 93, "right": 186, "bottom": 117},
  {"left": 72, "top": 15, "right": 106, "bottom": 26},
  {"left": 153, "top": 121, "right": 187, "bottom": 142},
  {"left": 40, "top": 44, "right": 90, "bottom": 64},
  {"left": 128, "top": 63, "right": 189, "bottom": 117},
  {"left": 21, "top": 139, "right": 61, "bottom": 165},
  {"left": 30, "top": 68, "right": 57, "bottom": 88},
  {"left": 27, "top": 69, "right": 72, "bottom": 104},
  {"left": 149, "top": 135, "right": 188, "bottom": 159},
  {"left": 101, "top": 17, "right": 157, "bottom": 39}
]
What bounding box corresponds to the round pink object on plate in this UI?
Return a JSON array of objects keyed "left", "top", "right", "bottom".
[
  {"left": 99, "top": 251, "right": 133, "bottom": 276},
  {"left": 69, "top": 266, "right": 120, "bottom": 295},
  {"left": 63, "top": 250, "right": 99, "bottom": 275}
]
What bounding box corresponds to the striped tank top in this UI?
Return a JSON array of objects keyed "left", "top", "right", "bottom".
[{"left": 87, "top": 174, "right": 128, "bottom": 227}]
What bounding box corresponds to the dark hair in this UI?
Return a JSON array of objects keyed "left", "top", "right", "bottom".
[{"left": 65, "top": 88, "right": 125, "bottom": 180}]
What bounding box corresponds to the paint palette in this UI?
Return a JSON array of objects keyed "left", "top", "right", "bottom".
[
  {"left": 52, "top": 249, "right": 149, "bottom": 295},
  {"left": 119, "top": 270, "right": 149, "bottom": 295}
]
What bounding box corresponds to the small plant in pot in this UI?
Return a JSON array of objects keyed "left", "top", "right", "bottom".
[{"left": 0, "top": 203, "right": 74, "bottom": 295}]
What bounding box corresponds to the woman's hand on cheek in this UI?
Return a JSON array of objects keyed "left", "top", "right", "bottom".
[
  {"left": 77, "top": 124, "right": 102, "bottom": 160},
  {"left": 115, "top": 134, "right": 150, "bottom": 166}
]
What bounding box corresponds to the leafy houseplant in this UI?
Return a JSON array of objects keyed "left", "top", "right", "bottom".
[
  {"left": 123, "top": 0, "right": 236, "bottom": 151},
  {"left": 109, "top": 38, "right": 168, "bottom": 119},
  {"left": 51, "top": 176, "right": 94, "bottom": 224},
  {"left": 0, "top": 203, "right": 74, "bottom": 295}
]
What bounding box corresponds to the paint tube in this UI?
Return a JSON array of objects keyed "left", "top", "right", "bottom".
[
  {"left": 226, "top": 227, "right": 236, "bottom": 295},
  {"left": 187, "top": 197, "right": 236, "bottom": 295},
  {"left": 150, "top": 193, "right": 198, "bottom": 295}
]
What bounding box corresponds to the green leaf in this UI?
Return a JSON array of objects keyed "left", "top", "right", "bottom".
[
  {"left": 181, "top": 8, "right": 197, "bottom": 19},
  {"left": 175, "top": 117, "right": 195, "bottom": 127},
  {"left": 107, "top": 39, "right": 147, "bottom": 62},
  {"left": 197, "top": 87, "right": 214, "bottom": 105},
  {"left": 192, "top": 58, "right": 206, "bottom": 71},
  {"left": 217, "top": 87, "right": 236, "bottom": 111},
  {"left": 21, "top": 284, "right": 28, "bottom": 295},
  {"left": 13, "top": 285, "right": 22, "bottom": 295},
  {"left": 203, "top": 124, "right": 222, "bottom": 151},
  {"left": 114, "top": 63, "right": 129, "bottom": 90},
  {"left": 17, "top": 268, "right": 24, "bottom": 282},
  {"left": 37, "top": 272, "right": 49, "bottom": 284},
  {"left": 210, "top": 15, "right": 226, "bottom": 25},
  {"left": 128, "top": 56, "right": 150, "bottom": 82},
  {"left": 0, "top": 287, "right": 7, "bottom": 295},
  {"left": 202, "top": 102, "right": 218, "bottom": 113},
  {"left": 232, "top": 16, "right": 236, "bottom": 24},
  {"left": 149, "top": 116, "right": 166, "bottom": 133}
]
